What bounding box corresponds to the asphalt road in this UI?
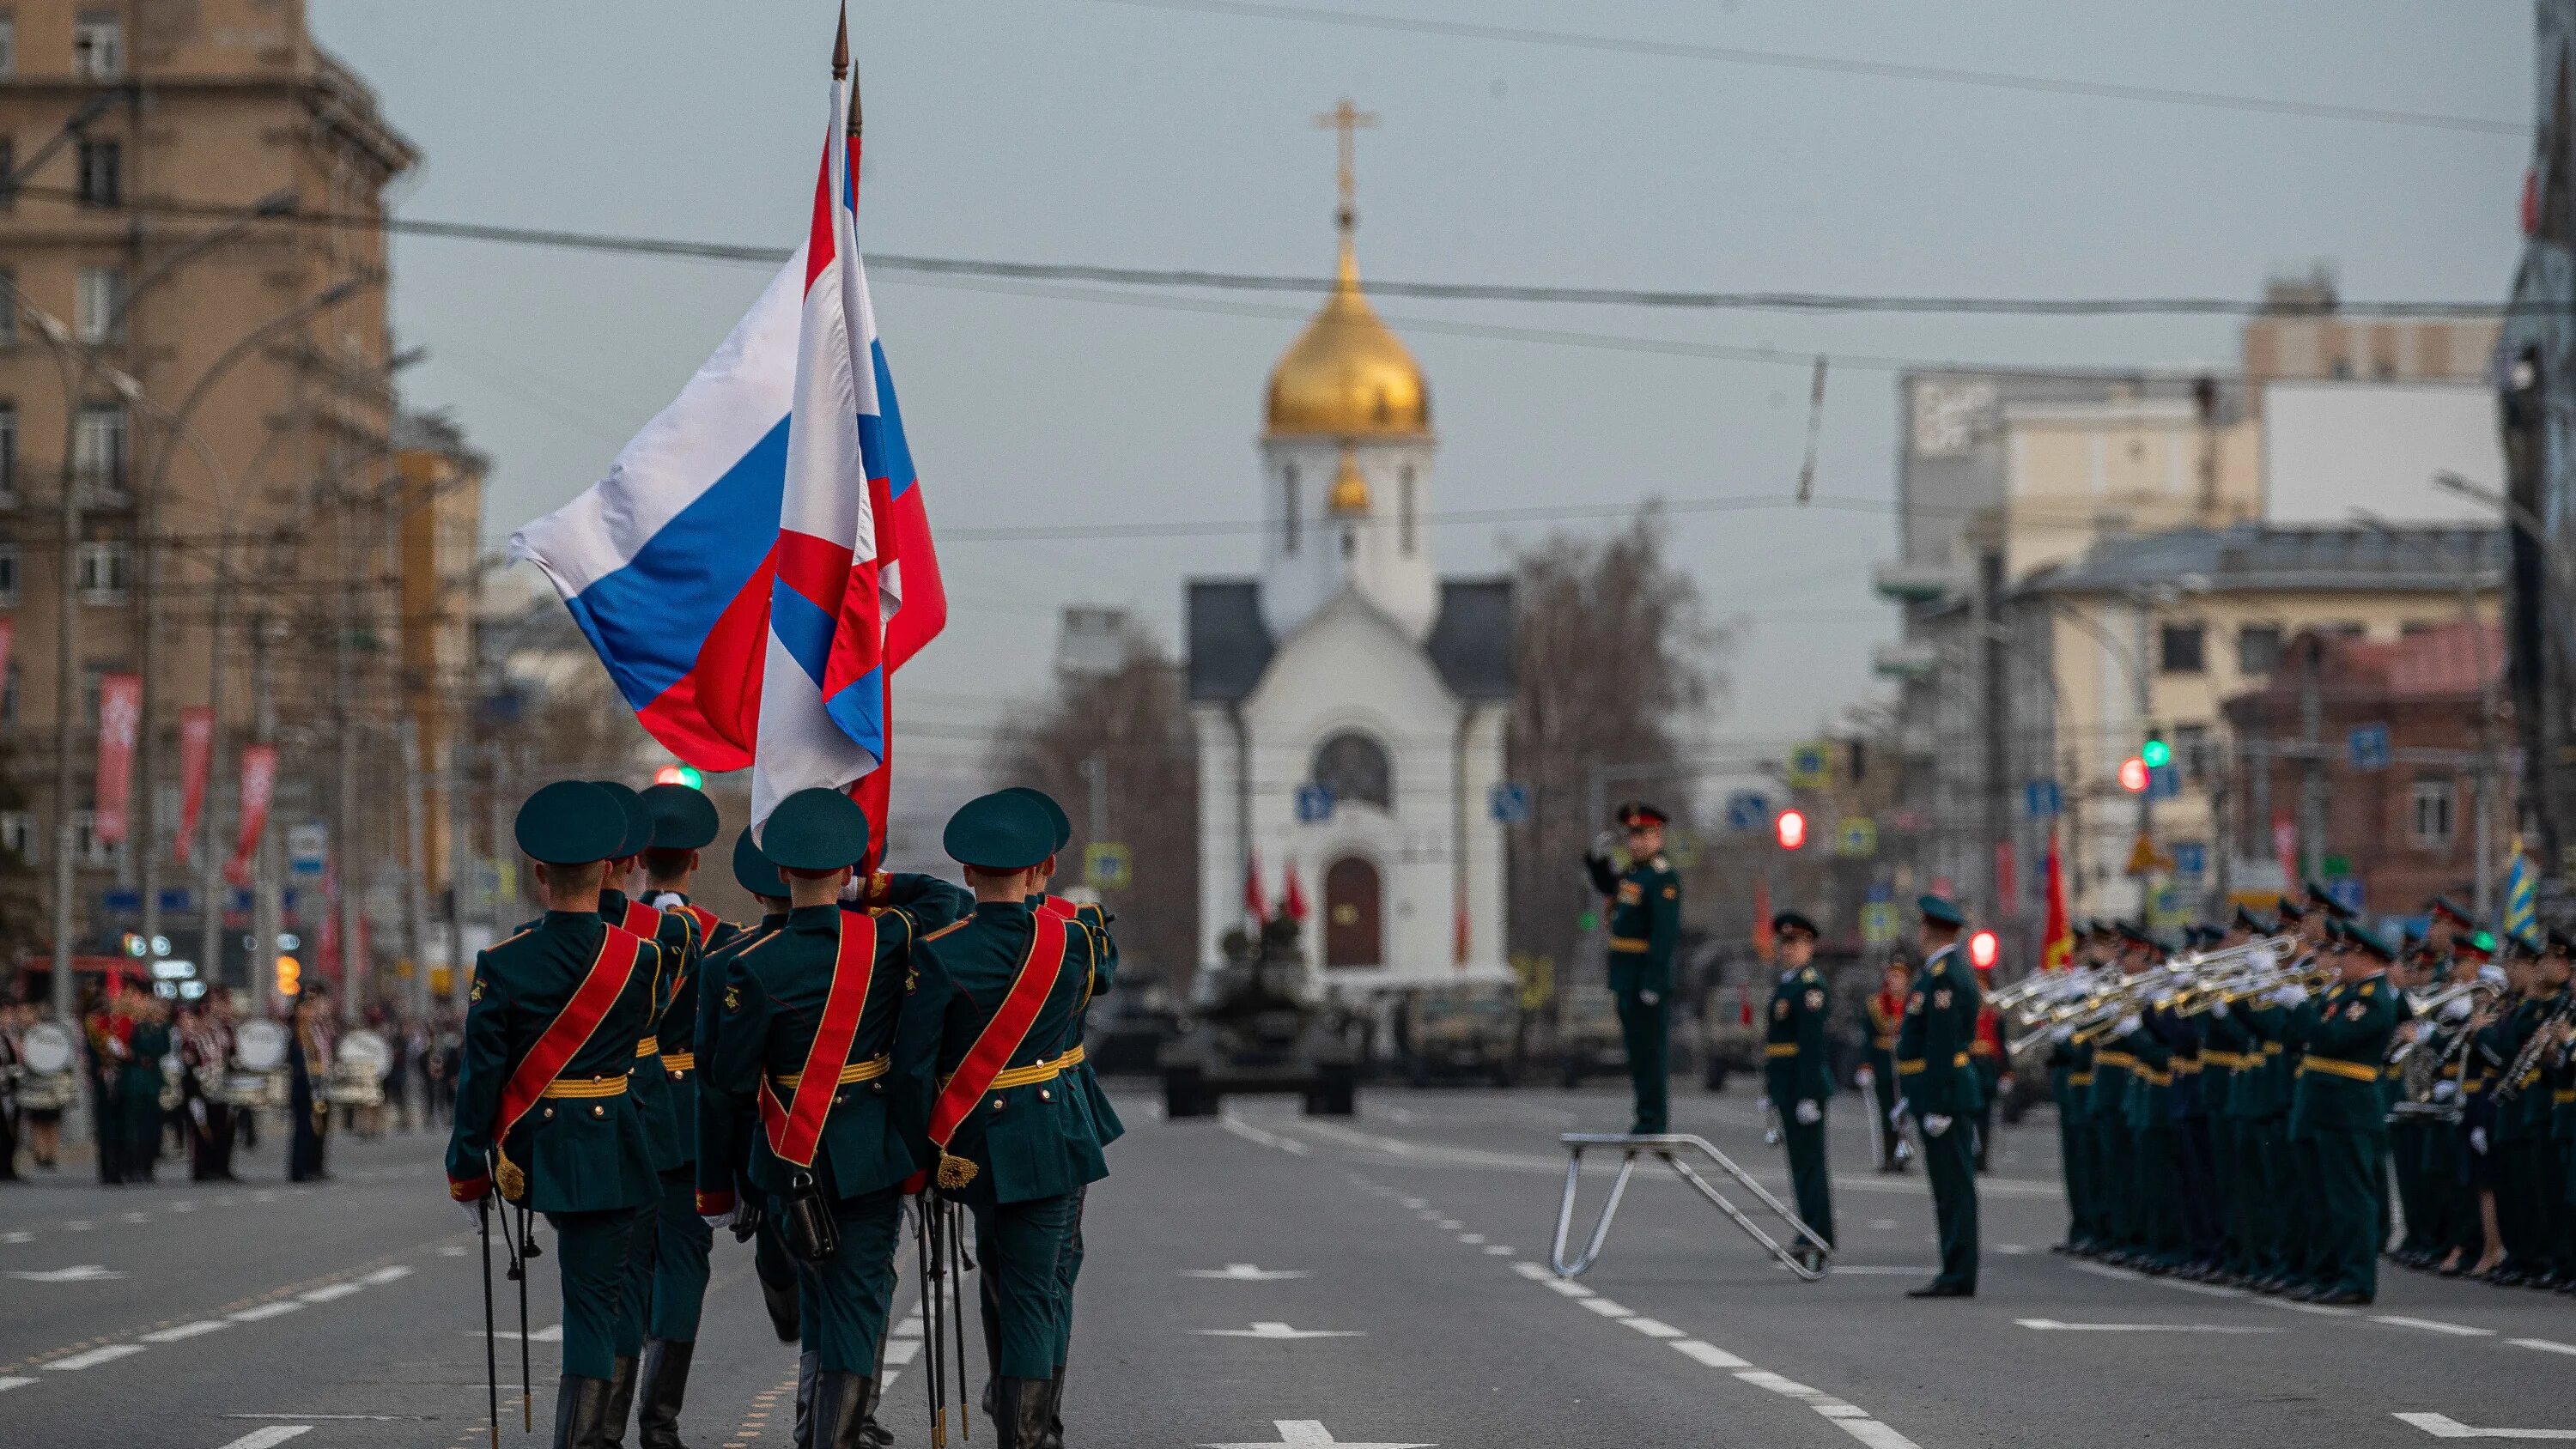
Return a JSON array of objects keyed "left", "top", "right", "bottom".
[{"left": 4, "top": 1087, "right": 2572, "bottom": 1448}]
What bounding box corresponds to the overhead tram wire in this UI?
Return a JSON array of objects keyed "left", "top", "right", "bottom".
[{"left": 1087, "top": 0, "right": 2525, "bottom": 139}]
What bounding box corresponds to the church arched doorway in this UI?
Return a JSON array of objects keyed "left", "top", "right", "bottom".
[{"left": 1323, "top": 856, "right": 1382, "bottom": 968}]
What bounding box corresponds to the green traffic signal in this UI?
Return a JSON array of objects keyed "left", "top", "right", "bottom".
[{"left": 2141, "top": 737, "right": 2171, "bottom": 769}]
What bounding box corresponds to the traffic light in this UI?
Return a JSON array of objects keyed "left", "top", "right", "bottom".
[
  {"left": 1968, "top": 930, "right": 2000, "bottom": 971},
  {"left": 653, "top": 764, "right": 706, "bottom": 790},
  {"left": 2141, "top": 733, "right": 2171, "bottom": 770},
  {"left": 1775, "top": 809, "right": 1808, "bottom": 851},
  {"left": 274, "top": 955, "right": 301, "bottom": 997},
  {"left": 2118, "top": 756, "right": 2149, "bottom": 793}
]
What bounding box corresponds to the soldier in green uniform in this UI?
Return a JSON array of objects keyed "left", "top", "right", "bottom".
[
  {"left": 118, "top": 994, "right": 172, "bottom": 1184},
  {"left": 2198, "top": 908, "right": 2268, "bottom": 1285},
  {"left": 1583, "top": 803, "right": 1680, "bottom": 1135},
  {"left": 2280, "top": 920, "right": 2404, "bottom": 1303},
  {"left": 1865, "top": 955, "right": 1912, "bottom": 1174},
  {"left": 447, "top": 781, "right": 667, "bottom": 1449},
  {"left": 1896, "top": 894, "right": 1982, "bottom": 1298},
  {"left": 894, "top": 791, "right": 1110, "bottom": 1448},
  {"left": 1760, "top": 909, "right": 1834, "bottom": 1270},
  {"left": 698, "top": 789, "right": 973, "bottom": 1449},
  {"left": 2046, "top": 924, "right": 2111, "bottom": 1256}
]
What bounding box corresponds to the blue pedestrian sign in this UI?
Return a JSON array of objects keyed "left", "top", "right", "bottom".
[
  {"left": 2024, "top": 779, "right": 2062, "bottom": 819},
  {"left": 2148, "top": 763, "right": 2182, "bottom": 801},
  {"left": 1294, "top": 785, "right": 1335, "bottom": 824},
  {"left": 2347, "top": 723, "right": 2391, "bottom": 773},
  {"left": 2326, "top": 877, "right": 2366, "bottom": 914},
  {"left": 1723, "top": 791, "right": 1772, "bottom": 833},
  {"left": 2171, "top": 842, "right": 2207, "bottom": 879},
  {"left": 1489, "top": 783, "right": 1530, "bottom": 825}
]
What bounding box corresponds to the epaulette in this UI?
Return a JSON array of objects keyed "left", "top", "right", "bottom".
[
  {"left": 1930, "top": 959, "right": 1948, "bottom": 977},
  {"left": 489, "top": 927, "right": 535, "bottom": 950},
  {"left": 1800, "top": 967, "right": 1820, "bottom": 984},
  {"left": 924, "top": 919, "right": 970, "bottom": 943},
  {"left": 735, "top": 931, "right": 781, "bottom": 960},
  {"left": 1649, "top": 855, "right": 1670, "bottom": 871}
]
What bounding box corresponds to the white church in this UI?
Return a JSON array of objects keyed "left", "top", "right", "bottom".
[{"left": 1187, "top": 118, "right": 1515, "bottom": 991}]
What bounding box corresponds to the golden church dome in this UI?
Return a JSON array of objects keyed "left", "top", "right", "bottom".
[
  {"left": 1326, "top": 445, "right": 1372, "bottom": 514},
  {"left": 1264, "top": 233, "right": 1431, "bottom": 440}
]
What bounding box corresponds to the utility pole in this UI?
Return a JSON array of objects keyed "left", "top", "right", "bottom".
[
  {"left": 1080, "top": 754, "right": 1109, "bottom": 846},
  {"left": 447, "top": 731, "right": 472, "bottom": 1014},
  {"left": 398, "top": 719, "right": 435, "bottom": 1026},
  {"left": 2299, "top": 637, "right": 2327, "bottom": 885},
  {"left": 250, "top": 611, "right": 281, "bottom": 1020},
  {"left": 333, "top": 477, "right": 365, "bottom": 1026},
  {"left": 2133, "top": 598, "right": 2154, "bottom": 921}
]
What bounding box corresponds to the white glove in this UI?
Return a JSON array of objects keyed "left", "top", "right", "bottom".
[
  {"left": 2439, "top": 995, "right": 2476, "bottom": 1024},
  {"left": 1855, "top": 1064, "right": 1875, "bottom": 1088},
  {"left": 2431, "top": 1080, "right": 2458, "bottom": 1103},
  {"left": 2050, "top": 1023, "right": 2075, "bottom": 1045},
  {"left": 1923, "top": 1114, "right": 1953, "bottom": 1137},
  {"left": 1637, "top": 990, "right": 1659, "bottom": 1007},
  {"left": 1756, "top": 1094, "right": 1773, "bottom": 1117},
  {"left": 1589, "top": 830, "right": 1619, "bottom": 859},
  {"left": 2115, "top": 1014, "right": 2143, "bottom": 1038},
  {"left": 2470, "top": 1127, "right": 2489, "bottom": 1155},
  {"left": 1890, "top": 1099, "right": 1913, "bottom": 1129},
  {"left": 458, "top": 1200, "right": 484, "bottom": 1231},
  {"left": 2271, "top": 985, "right": 2309, "bottom": 1008},
  {"left": 2148, "top": 991, "right": 2176, "bottom": 1009},
  {"left": 1795, "top": 1099, "right": 1821, "bottom": 1125},
  {"left": 2207, "top": 1000, "right": 2229, "bottom": 1021},
  {"left": 701, "top": 1208, "right": 740, "bottom": 1232}
]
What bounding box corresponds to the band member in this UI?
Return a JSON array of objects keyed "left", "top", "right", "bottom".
[
  {"left": 86, "top": 982, "right": 134, "bottom": 1184},
  {"left": 2105, "top": 925, "right": 2184, "bottom": 1275},
  {"left": 0, "top": 1004, "right": 21, "bottom": 1181},
  {"left": 2281, "top": 921, "right": 2405, "bottom": 1304},
  {"left": 118, "top": 993, "right": 170, "bottom": 1185},
  {"left": 1969, "top": 954, "right": 2006, "bottom": 1174},
  {"left": 894, "top": 790, "right": 1111, "bottom": 1447},
  {"left": 1761, "top": 909, "right": 1834, "bottom": 1270},
  {"left": 288, "top": 985, "right": 335, "bottom": 1184},
  {"left": 1866, "top": 955, "right": 1911, "bottom": 1173},
  {"left": 2201, "top": 908, "right": 2269, "bottom": 1284},
  {"left": 698, "top": 789, "right": 973, "bottom": 1449},
  {"left": 1897, "top": 894, "right": 1982, "bottom": 1298},
  {"left": 447, "top": 780, "right": 666, "bottom": 1449},
  {"left": 177, "top": 1002, "right": 237, "bottom": 1182},
  {"left": 2046, "top": 925, "right": 2106, "bottom": 1255},
  {"left": 1583, "top": 803, "right": 1680, "bottom": 1135}
]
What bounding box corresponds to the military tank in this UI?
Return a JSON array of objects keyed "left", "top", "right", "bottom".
[{"left": 1162, "top": 918, "right": 1359, "bottom": 1119}]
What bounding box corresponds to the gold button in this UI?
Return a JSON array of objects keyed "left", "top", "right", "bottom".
[
  {"left": 592, "top": 1104, "right": 606, "bottom": 1119},
  {"left": 543, "top": 1107, "right": 555, "bottom": 1120},
  {"left": 1039, "top": 1088, "right": 1052, "bottom": 1102},
  {"left": 991, "top": 1098, "right": 1005, "bottom": 1110}
]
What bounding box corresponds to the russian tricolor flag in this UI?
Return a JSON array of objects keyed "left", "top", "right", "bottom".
[{"left": 512, "top": 58, "right": 943, "bottom": 838}]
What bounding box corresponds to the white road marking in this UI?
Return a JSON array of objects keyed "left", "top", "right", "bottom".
[
  {"left": 2015, "top": 1319, "right": 2279, "bottom": 1333},
  {"left": 170, "top": 1201, "right": 197, "bottom": 1213},
  {"left": 1814, "top": 1403, "right": 1870, "bottom": 1418},
  {"left": 1457, "top": 1234, "right": 1485, "bottom": 1245},
  {"left": 229, "top": 1302, "right": 303, "bottom": 1323},
  {"left": 1995, "top": 1244, "right": 2030, "bottom": 1255},
  {"left": 2396, "top": 1411, "right": 2576, "bottom": 1440},
  {"left": 2257, "top": 1297, "right": 2356, "bottom": 1318},
  {"left": 43, "top": 1344, "right": 145, "bottom": 1370},
  {"left": 1670, "top": 1340, "right": 1750, "bottom": 1369},
  {"left": 892, "top": 1319, "right": 924, "bottom": 1338},
  {"left": 2509, "top": 1339, "right": 2576, "bottom": 1357},
  {"left": 1182, "top": 1264, "right": 1311, "bottom": 1282},
  {"left": 439, "top": 1246, "right": 468, "bottom": 1258},
  {"left": 1868, "top": 1220, "right": 1899, "bottom": 1230},
  {"left": 884, "top": 1340, "right": 921, "bottom": 1365},
  {"left": 64, "top": 1220, "right": 92, "bottom": 1232},
  {"left": 118, "top": 1212, "right": 149, "bottom": 1225},
  {"left": 2070, "top": 1262, "right": 2143, "bottom": 1282},
  {"left": 1736, "top": 1369, "right": 1822, "bottom": 1397},
  {"left": 216, "top": 1428, "right": 313, "bottom": 1449},
  {"left": 474, "top": 1325, "right": 563, "bottom": 1343},
  {"left": 1199, "top": 1422, "right": 1433, "bottom": 1449},
  {"left": 359, "top": 1265, "right": 415, "bottom": 1285},
  {"left": 1815, "top": 1265, "right": 1918, "bottom": 1276},
  {"left": 2375, "top": 1315, "right": 2494, "bottom": 1337},
  {"left": 141, "top": 1320, "right": 232, "bottom": 1343},
  {"left": 1835, "top": 1416, "right": 1927, "bottom": 1447},
  {"left": 1, "top": 1231, "right": 33, "bottom": 1245},
  {"left": 1397, "top": 1198, "right": 1425, "bottom": 1210},
  {"left": 0, "top": 1377, "right": 36, "bottom": 1392},
  {"left": 1540, "top": 1279, "right": 1593, "bottom": 1299},
  {"left": 1481, "top": 1245, "right": 1512, "bottom": 1256},
  {"left": 1434, "top": 1220, "right": 1462, "bottom": 1230},
  {"left": 1577, "top": 1297, "right": 1631, "bottom": 1318},
  {"left": 1509, "top": 1262, "right": 1551, "bottom": 1281},
  {"left": 8, "top": 1265, "right": 125, "bottom": 1282},
  {"left": 1622, "top": 1317, "right": 1684, "bottom": 1339},
  {"left": 300, "top": 1283, "right": 363, "bottom": 1303},
  {"left": 1195, "top": 1322, "right": 1365, "bottom": 1340}
]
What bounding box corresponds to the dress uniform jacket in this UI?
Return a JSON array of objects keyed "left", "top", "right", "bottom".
[
  {"left": 2285, "top": 972, "right": 2404, "bottom": 1299},
  {"left": 598, "top": 888, "right": 699, "bottom": 1178},
  {"left": 1589, "top": 853, "right": 1680, "bottom": 996},
  {"left": 1764, "top": 963, "right": 1835, "bottom": 1248},
  {"left": 1897, "top": 943, "right": 1983, "bottom": 1290}
]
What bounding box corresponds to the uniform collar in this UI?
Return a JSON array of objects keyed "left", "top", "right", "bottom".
[
  {"left": 758, "top": 912, "right": 790, "bottom": 930},
  {"left": 975, "top": 900, "right": 1036, "bottom": 920},
  {"left": 542, "top": 909, "right": 601, "bottom": 927},
  {"left": 787, "top": 903, "right": 841, "bottom": 928}
]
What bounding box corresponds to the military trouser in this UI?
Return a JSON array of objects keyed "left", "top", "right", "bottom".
[
  {"left": 2244, "top": 1116, "right": 2292, "bottom": 1278},
  {"left": 793, "top": 1185, "right": 904, "bottom": 1376},
  {"left": 2091, "top": 1119, "right": 2134, "bottom": 1252},
  {"left": 1054, "top": 1180, "right": 1089, "bottom": 1365},
  {"left": 1970, "top": 1062, "right": 2001, "bottom": 1173},
  {"left": 2417, "top": 1123, "right": 2464, "bottom": 1259},
  {"left": 2388, "top": 1121, "right": 2429, "bottom": 1256},
  {"left": 2056, "top": 1105, "right": 2093, "bottom": 1246},
  {"left": 1613, "top": 989, "right": 1668, "bottom": 1135},
  {"left": 548, "top": 1206, "right": 648, "bottom": 1380},
  {"left": 1780, "top": 1110, "right": 1834, "bottom": 1248},
  {"left": 971, "top": 1192, "right": 1079, "bottom": 1380},
  {"left": 650, "top": 1168, "right": 714, "bottom": 1342},
  {"left": 615, "top": 1194, "right": 655, "bottom": 1359},
  {"left": 1867, "top": 1052, "right": 1902, "bottom": 1167},
  {"left": 2175, "top": 1116, "right": 2222, "bottom": 1265},
  {"left": 2207, "top": 1118, "right": 2243, "bottom": 1270},
  {"left": 1921, "top": 1119, "right": 1978, "bottom": 1291},
  {"left": 2295, "top": 1126, "right": 2381, "bottom": 1299},
  {"left": 2132, "top": 1125, "right": 2186, "bottom": 1267}
]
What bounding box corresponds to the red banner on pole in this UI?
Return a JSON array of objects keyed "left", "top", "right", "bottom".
[
  {"left": 1994, "top": 840, "right": 2019, "bottom": 909},
  {"left": 93, "top": 673, "right": 143, "bottom": 843},
  {"left": 2272, "top": 814, "right": 2299, "bottom": 895},
  {"left": 2041, "top": 828, "right": 2074, "bottom": 970},
  {"left": 0, "top": 617, "right": 14, "bottom": 694},
  {"left": 225, "top": 743, "right": 277, "bottom": 887},
  {"left": 176, "top": 707, "right": 215, "bottom": 864}
]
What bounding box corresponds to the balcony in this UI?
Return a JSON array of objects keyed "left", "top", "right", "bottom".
[
  {"left": 1871, "top": 640, "right": 1941, "bottom": 680},
  {"left": 1872, "top": 560, "right": 1966, "bottom": 604}
]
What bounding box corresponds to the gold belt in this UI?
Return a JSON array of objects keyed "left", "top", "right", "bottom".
[
  {"left": 2201, "top": 1051, "right": 2250, "bottom": 1070},
  {"left": 660, "top": 1052, "right": 696, "bottom": 1073},
  {"left": 1765, "top": 1043, "right": 1800, "bottom": 1058},
  {"left": 2262, "top": 1043, "right": 2284, "bottom": 1055},
  {"left": 1872, "top": 1036, "right": 1896, "bottom": 1051},
  {"left": 1608, "top": 936, "right": 1651, "bottom": 954},
  {"left": 2137, "top": 1069, "right": 2172, "bottom": 1088},
  {"left": 635, "top": 1036, "right": 659, "bottom": 1058},
  {"left": 2298, "top": 1056, "right": 2381, "bottom": 1083},
  {"left": 2171, "top": 1060, "right": 2201, "bottom": 1075},
  {"left": 2067, "top": 1073, "right": 2095, "bottom": 1087},
  {"left": 988, "top": 1046, "right": 1087, "bottom": 1091},
  {"left": 540, "top": 1076, "right": 629, "bottom": 1100},
  {"left": 2093, "top": 1051, "right": 2137, "bottom": 1071},
  {"left": 2554, "top": 1089, "right": 2575, "bottom": 1105},
  {"left": 773, "top": 1055, "right": 891, "bottom": 1092}
]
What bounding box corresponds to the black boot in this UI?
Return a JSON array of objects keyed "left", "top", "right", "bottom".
[
  {"left": 855, "top": 1372, "right": 892, "bottom": 1448},
  {"left": 636, "top": 1339, "right": 695, "bottom": 1449},
  {"left": 761, "top": 1272, "right": 802, "bottom": 1343},
  {"left": 553, "top": 1375, "right": 615, "bottom": 1449},
  {"left": 1036, "top": 1364, "right": 1066, "bottom": 1449},
  {"left": 808, "top": 1372, "right": 872, "bottom": 1449},
  {"left": 793, "top": 1350, "right": 820, "bottom": 1449},
  {"left": 997, "top": 1377, "right": 1053, "bottom": 1449},
  {"left": 603, "top": 1355, "right": 640, "bottom": 1449}
]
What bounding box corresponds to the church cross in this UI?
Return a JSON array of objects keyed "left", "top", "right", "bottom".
[{"left": 1313, "top": 98, "right": 1377, "bottom": 231}]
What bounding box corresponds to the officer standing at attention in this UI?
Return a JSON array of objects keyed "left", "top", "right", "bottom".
[
  {"left": 287, "top": 983, "right": 336, "bottom": 1183},
  {"left": 698, "top": 789, "right": 973, "bottom": 1449},
  {"left": 1896, "top": 894, "right": 1983, "bottom": 1298},
  {"left": 447, "top": 781, "right": 666, "bottom": 1449},
  {"left": 1583, "top": 803, "right": 1680, "bottom": 1135},
  {"left": 895, "top": 791, "right": 1110, "bottom": 1448},
  {"left": 2281, "top": 922, "right": 2405, "bottom": 1304},
  {"left": 1761, "top": 910, "right": 1835, "bottom": 1270},
  {"left": 620, "top": 782, "right": 732, "bottom": 1449},
  {"left": 1865, "top": 955, "right": 1912, "bottom": 1173}
]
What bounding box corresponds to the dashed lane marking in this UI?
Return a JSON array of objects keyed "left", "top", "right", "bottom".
[
  {"left": 1183, "top": 1264, "right": 1310, "bottom": 1281},
  {"left": 1196, "top": 1322, "right": 1366, "bottom": 1340},
  {"left": 1622, "top": 1317, "right": 1685, "bottom": 1339},
  {"left": 2015, "top": 1319, "right": 2281, "bottom": 1333},
  {"left": 0, "top": 1376, "right": 35, "bottom": 1392},
  {"left": 1671, "top": 1341, "right": 1750, "bottom": 1369},
  {"left": 229, "top": 1302, "right": 304, "bottom": 1323},
  {"left": 2395, "top": 1411, "right": 2576, "bottom": 1440},
  {"left": 42, "top": 1344, "right": 146, "bottom": 1371},
  {"left": 300, "top": 1282, "right": 363, "bottom": 1303},
  {"left": 139, "top": 1320, "right": 232, "bottom": 1343},
  {"left": 2375, "top": 1315, "right": 2494, "bottom": 1337},
  {"left": 1577, "top": 1297, "right": 1631, "bottom": 1318},
  {"left": 216, "top": 1428, "right": 313, "bottom": 1449},
  {"left": 1481, "top": 1245, "right": 1513, "bottom": 1256},
  {"left": 2510, "top": 1339, "right": 2576, "bottom": 1357}
]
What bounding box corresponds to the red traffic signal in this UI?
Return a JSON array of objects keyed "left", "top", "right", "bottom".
[
  {"left": 1775, "top": 809, "right": 1808, "bottom": 850},
  {"left": 1968, "top": 930, "right": 1999, "bottom": 970},
  {"left": 2117, "top": 756, "right": 2149, "bottom": 793}
]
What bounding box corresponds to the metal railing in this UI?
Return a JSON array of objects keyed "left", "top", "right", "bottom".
[{"left": 1550, "top": 1131, "right": 1835, "bottom": 1282}]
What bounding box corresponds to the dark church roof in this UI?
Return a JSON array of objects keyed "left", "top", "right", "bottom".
[{"left": 1185, "top": 578, "right": 1517, "bottom": 703}]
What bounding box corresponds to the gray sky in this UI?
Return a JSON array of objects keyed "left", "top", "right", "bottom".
[{"left": 316, "top": 0, "right": 2529, "bottom": 790}]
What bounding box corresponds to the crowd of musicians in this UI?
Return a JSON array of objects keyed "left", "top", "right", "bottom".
[{"left": 444, "top": 776, "right": 1113, "bottom": 1449}]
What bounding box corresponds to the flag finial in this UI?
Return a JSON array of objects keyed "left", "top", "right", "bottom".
[{"left": 832, "top": 4, "right": 849, "bottom": 81}]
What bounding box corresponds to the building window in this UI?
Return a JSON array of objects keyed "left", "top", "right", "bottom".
[
  {"left": 2409, "top": 779, "right": 2457, "bottom": 852},
  {"left": 0, "top": 14, "right": 16, "bottom": 77},
  {"left": 0, "top": 661, "right": 16, "bottom": 729},
  {"left": 2174, "top": 724, "right": 2213, "bottom": 781},
  {"left": 1309, "top": 730, "right": 1394, "bottom": 810},
  {"left": 2236, "top": 624, "right": 2283, "bottom": 676},
  {"left": 0, "top": 400, "right": 17, "bottom": 501},
  {"left": 73, "top": 12, "right": 121, "bottom": 78},
  {"left": 0, "top": 141, "right": 15, "bottom": 209},
  {"left": 0, "top": 269, "right": 17, "bottom": 344},
  {"left": 76, "top": 539, "right": 131, "bottom": 602},
  {"left": 76, "top": 137, "right": 120, "bottom": 207},
  {"left": 73, "top": 810, "right": 120, "bottom": 869},
  {"left": 1399, "top": 464, "right": 1417, "bottom": 556},
  {"left": 2159, "top": 621, "right": 2206, "bottom": 675},
  {"left": 0, "top": 541, "right": 16, "bottom": 606},
  {"left": 1282, "top": 465, "right": 1299, "bottom": 556},
  {"left": 73, "top": 403, "right": 127, "bottom": 500},
  {"left": 0, "top": 810, "right": 36, "bottom": 865},
  {"left": 75, "top": 266, "right": 124, "bottom": 343}
]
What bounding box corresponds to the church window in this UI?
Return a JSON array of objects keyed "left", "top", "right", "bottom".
[
  {"left": 1311, "top": 731, "right": 1393, "bottom": 809},
  {"left": 1399, "top": 465, "right": 1417, "bottom": 555},
  {"left": 1341, "top": 526, "right": 1356, "bottom": 559},
  {"left": 1283, "top": 465, "right": 1301, "bottom": 556}
]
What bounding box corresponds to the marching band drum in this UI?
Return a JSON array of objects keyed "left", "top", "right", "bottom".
[
  {"left": 16, "top": 1022, "right": 78, "bottom": 1111},
  {"left": 226, "top": 1018, "right": 290, "bottom": 1109},
  {"left": 326, "top": 1028, "right": 392, "bottom": 1107}
]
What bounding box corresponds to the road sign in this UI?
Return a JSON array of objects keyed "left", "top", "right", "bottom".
[
  {"left": 2347, "top": 723, "right": 2392, "bottom": 773},
  {"left": 2125, "top": 834, "right": 2173, "bottom": 877},
  {"left": 1294, "top": 785, "right": 1334, "bottom": 824},
  {"left": 1861, "top": 902, "right": 1899, "bottom": 946},
  {"left": 1083, "top": 841, "right": 1132, "bottom": 891},
  {"left": 2171, "top": 841, "right": 2208, "bottom": 879},
  {"left": 2024, "top": 779, "right": 2062, "bottom": 819},
  {"left": 1488, "top": 783, "right": 1529, "bottom": 825},
  {"left": 287, "top": 822, "right": 328, "bottom": 879},
  {"left": 1787, "top": 743, "right": 1832, "bottom": 790},
  {"left": 2148, "top": 763, "right": 2182, "bottom": 800},
  {"left": 2326, "top": 877, "right": 2365, "bottom": 914},
  {"left": 1722, "top": 791, "right": 1771, "bottom": 833},
  {"left": 1836, "top": 817, "right": 1878, "bottom": 858},
  {"left": 1665, "top": 828, "right": 1703, "bottom": 869}
]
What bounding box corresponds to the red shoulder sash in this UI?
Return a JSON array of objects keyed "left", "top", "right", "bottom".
[
  {"left": 758, "top": 912, "right": 880, "bottom": 1169},
  {"left": 683, "top": 904, "right": 721, "bottom": 944},
  {"left": 927, "top": 910, "right": 1070, "bottom": 1159},
  {"left": 493, "top": 925, "right": 649, "bottom": 1146}
]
